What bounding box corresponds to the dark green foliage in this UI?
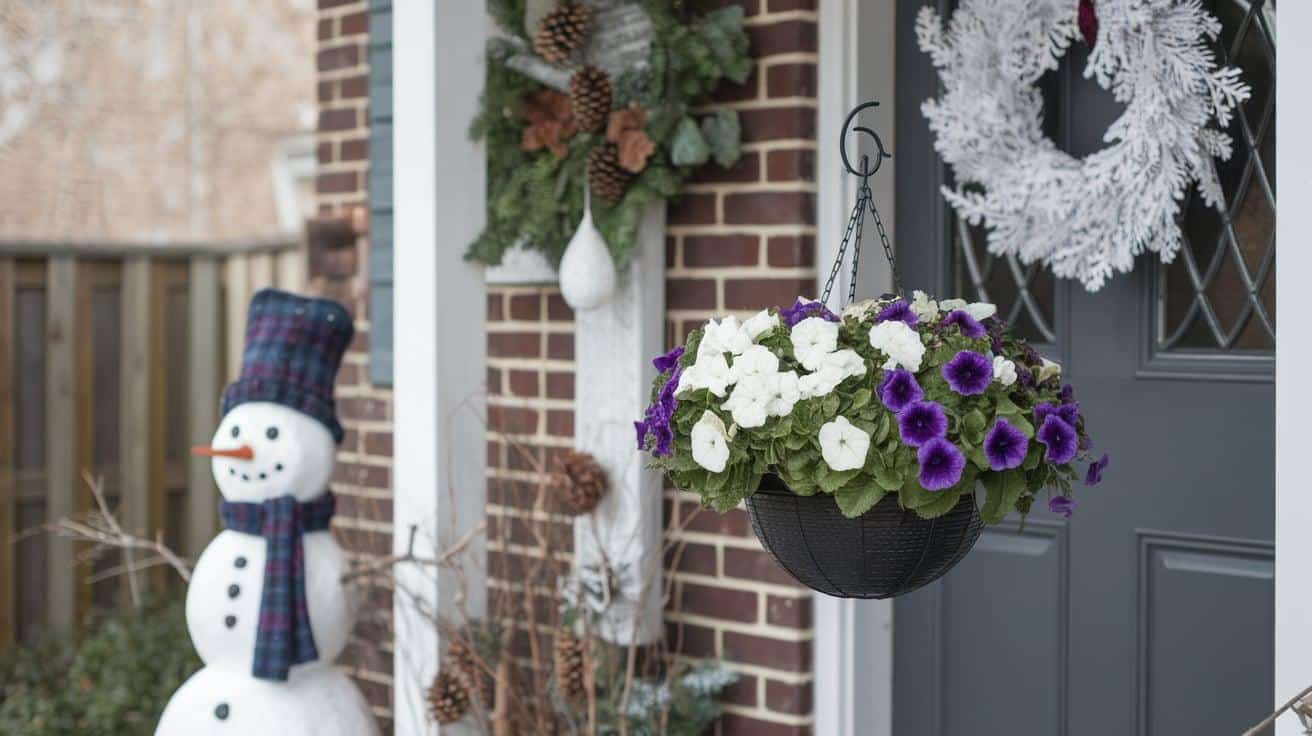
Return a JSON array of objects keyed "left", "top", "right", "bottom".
[
  {"left": 0, "top": 597, "right": 199, "bottom": 736},
  {"left": 468, "top": 2, "right": 751, "bottom": 269}
]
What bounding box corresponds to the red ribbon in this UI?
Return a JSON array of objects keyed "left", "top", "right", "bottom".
[{"left": 1078, "top": 0, "right": 1098, "bottom": 48}]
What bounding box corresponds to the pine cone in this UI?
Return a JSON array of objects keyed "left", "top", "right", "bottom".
[
  {"left": 427, "top": 669, "right": 471, "bottom": 725},
  {"left": 446, "top": 639, "right": 491, "bottom": 705},
  {"left": 553, "top": 627, "right": 589, "bottom": 701},
  {"left": 587, "top": 144, "right": 632, "bottom": 205},
  {"left": 534, "top": 2, "right": 591, "bottom": 64},
  {"left": 550, "top": 450, "right": 608, "bottom": 515},
  {"left": 569, "top": 66, "right": 612, "bottom": 133}
]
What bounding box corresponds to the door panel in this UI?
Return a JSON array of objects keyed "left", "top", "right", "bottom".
[{"left": 890, "top": 1, "right": 1276, "bottom": 734}]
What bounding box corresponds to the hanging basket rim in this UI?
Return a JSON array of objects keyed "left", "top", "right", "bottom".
[{"left": 749, "top": 472, "right": 981, "bottom": 515}]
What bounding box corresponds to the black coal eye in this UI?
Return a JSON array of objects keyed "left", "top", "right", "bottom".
[
  {"left": 230, "top": 425, "right": 240, "bottom": 438},
  {"left": 266, "top": 426, "right": 279, "bottom": 440}
]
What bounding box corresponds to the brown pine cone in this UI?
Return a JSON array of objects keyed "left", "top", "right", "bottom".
[
  {"left": 587, "top": 144, "right": 632, "bottom": 205},
  {"left": 550, "top": 450, "right": 608, "bottom": 515},
  {"left": 446, "top": 638, "right": 491, "bottom": 705},
  {"left": 569, "top": 66, "right": 612, "bottom": 133},
  {"left": 553, "top": 627, "right": 589, "bottom": 701},
  {"left": 533, "top": 2, "right": 592, "bottom": 64},
  {"left": 427, "top": 669, "right": 471, "bottom": 725}
]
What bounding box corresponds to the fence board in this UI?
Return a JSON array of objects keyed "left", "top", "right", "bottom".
[
  {"left": 187, "top": 258, "right": 222, "bottom": 557},
  {"left": 119, "top": 258, "right": 152, "bottom": 599},
  {"left": 45, "top": 257, "right": 77, "bottom": 630},
  {"left": 0, "top": 259, "right": 15, "bottom": 647},
  {"left": 224, "top": 254, "right": 250, "bottom": 383}
]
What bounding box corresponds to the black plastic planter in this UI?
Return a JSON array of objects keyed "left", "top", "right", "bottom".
[{"left": 745, "top": 475, "right": 984, "bottom": 598}]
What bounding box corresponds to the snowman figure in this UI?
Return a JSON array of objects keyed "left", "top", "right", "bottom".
[{"left": 157, "top": 289, "right": 379, "bottom": 736}]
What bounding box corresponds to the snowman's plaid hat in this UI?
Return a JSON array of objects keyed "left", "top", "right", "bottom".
[{"left": 220, "top": 289, "right": 353, "bottom": 443}]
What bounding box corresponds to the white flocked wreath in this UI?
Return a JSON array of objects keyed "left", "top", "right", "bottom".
[{"left": 916, "top": 0, "right": 1251, "bottom": 290}]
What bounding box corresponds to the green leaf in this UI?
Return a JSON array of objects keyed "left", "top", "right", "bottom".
[
  {"left": 962, "top": 409, "right": 987, "bottom": 444},
  {"left": 995, "top": 395, "right": 1022, "bottom": 416},
  {"left": 898, "top": 476, "right": 938, "bottom": 509},
  {"left": 670, "top": 117, "right": 712, "bottom": 167},
  {"left": 849, "top": 388, "right": 873, "bottom": 411},
  {"left": 874, "top": 465, "right": 904, "bottom": 492},
  {"left": 817, "top": 467, "right": 860, "bottom": 494},
  {"left": 834, "top": 482, "right": 888, "bottom": 518},
  {"left": 980, "top": 469, "right": 1026, "bottom": 524},
  {"left": 700, "top": 109, "right": 742, "bottom": 168},
  {"left": 874, "top": 412, "right": 891, "bottom": 444},
  {"left": 1023, "top": 444, "right": 1043, "bottom": 470},
  {"left": 912, "top": 487, "right": 964, "bottom": 519}
]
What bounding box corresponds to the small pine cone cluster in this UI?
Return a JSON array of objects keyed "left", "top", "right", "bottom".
[
  {"left": 446, "top": 638, "right": 490, "bottom": 705},
  {"left": 427, "top": 669, "right": 470, "bottom": 725},
  {"left": 569, "top": 66, "right": 612, "bottom": 133},
  {"left": 553, "top": 627, "right": 589, "bottom": 701},
  {"left": 534, "top": 2, "right": 592, "bottom": 64},
  {"left": 587, "top": 144, "right": 632, "bottom": 205},
  {"left": 550, "top": 450, "right": 608, "bottom": 515}
]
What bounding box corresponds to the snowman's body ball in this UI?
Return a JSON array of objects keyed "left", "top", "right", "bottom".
[
  {"left": 155, "top": 662, "right": 380, "bottom": 736},
  {"left": 186, "top": 529, "right": 354, "bottom": 671}
]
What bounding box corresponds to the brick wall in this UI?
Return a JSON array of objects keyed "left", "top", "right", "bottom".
[
  {"left": 315, "top": 1, "right": 819, "bottom": 733},
  {"left": 312, "top": 0, "right": 396, "bottom": 731}
]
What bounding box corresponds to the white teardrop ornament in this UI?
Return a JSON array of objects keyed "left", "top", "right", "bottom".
[{"left": 558, "top": 198, "right": 617, "bottom": 311}]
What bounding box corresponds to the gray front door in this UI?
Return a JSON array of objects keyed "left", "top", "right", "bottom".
[{"left": 890, "top": 1, "right": 1277, "bottom": 734}]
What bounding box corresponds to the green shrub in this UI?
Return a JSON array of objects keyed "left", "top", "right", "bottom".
[{"left": 0, "top": 597, "right": 199, "bottom": 735}]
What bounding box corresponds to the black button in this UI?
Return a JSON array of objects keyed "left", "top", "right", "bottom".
[
  {"left": 234, "top": 556, "right": 247, "bottom": 569},
  {"left": 224, "top": 615, "right": 237, "bottom": 629},
  {"left": 215, "top": 703, "right": 230, "bottom": 720},
  {"left": 227, "top": 584, "right": 240, "bottom": 599},
  {"left": 266, "top": 426, "right": 279, "bottom": 440}
]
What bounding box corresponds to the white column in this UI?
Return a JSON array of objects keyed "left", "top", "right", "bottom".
[
  {"left": 572, "top": 203, "right": 666, "bottom": 645},
  {"left": 393, "top": 1, "right": 487, "bottom": 734},
  {"left": 1275, "top": 4, "right": 1312, "bottom": 733}
]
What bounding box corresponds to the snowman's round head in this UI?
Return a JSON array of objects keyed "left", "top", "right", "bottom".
[{"left": 202, "top": 402, "right": 335, "bottom": 502}]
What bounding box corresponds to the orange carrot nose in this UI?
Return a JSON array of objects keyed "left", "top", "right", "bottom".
[{"left": 191, "top": 445, "right": 255, "bottom": 460}]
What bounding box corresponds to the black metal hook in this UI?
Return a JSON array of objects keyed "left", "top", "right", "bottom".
[{"left": 839, "top": 100, "right": 892, "bottom": 180}]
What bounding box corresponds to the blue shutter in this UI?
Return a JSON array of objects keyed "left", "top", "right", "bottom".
[{"left": 367, "top": 0, "right": 394, "bottom": 385}]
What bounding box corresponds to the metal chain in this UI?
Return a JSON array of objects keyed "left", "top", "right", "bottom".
[
  {"left": 820, "top": 186, "right": 869, "bottom": 306},
  {"left": 867, "top": 194, "right": 903, "bottom": 297}
]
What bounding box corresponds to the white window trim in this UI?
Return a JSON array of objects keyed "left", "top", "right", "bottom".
[{"left": 392, "top": 1, "right": 487, "bottom": 734}]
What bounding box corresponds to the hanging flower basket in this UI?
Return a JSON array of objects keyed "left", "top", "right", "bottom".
[
  {"left": 747, "top": 474, "right": 982, "bottom": 598},
  {"left": 636, "top": 294, "right": 1109, "bottom": 598}
]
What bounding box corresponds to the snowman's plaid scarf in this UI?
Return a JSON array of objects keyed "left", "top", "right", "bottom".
[{"left": 220, "top": 492, "right": 336, "bottom": 681}]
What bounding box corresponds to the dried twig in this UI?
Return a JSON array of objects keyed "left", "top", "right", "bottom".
[
  {"left": 340, "top": 520, "right": 487, "bottom": 584},
  {"left": 1242, "top": 684, "right": 1312, "bottom": 736}
]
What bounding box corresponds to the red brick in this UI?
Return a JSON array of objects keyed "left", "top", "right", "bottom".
[
  {"left": 339, "top": 10, "right": 368, "bottom": 36},
  {"left": 677, "top": 500, "right": 749, "bottom": 537},
  {"left": 766, "top": 678, "right": 813, "bottom": 715},
  {"left": 767, "top": 148, "right": 816, "bottom": 182},
  {"left": 319, "top": 107, "right": 357, "bottom": 132},
  {"left": 317, "top": 80, "right": 334, "bottom": 103},
  {"left": 721, "top": 714, "right": 809, "bottom": 736},
  {"left": 317, "top": 43, "right": 360, "bottom": 72},
  {"left": 339, "top": 138, "right": 367, "bottom": 161},
  {"left": 488, "top": 406, "right": 539, "bottom": 435},
  {"left": 546, "top": 333, "right": 574, "bottom": 360},
  {"left": 317, "top": 142, "right": 334, "bottom": 164},
  {"left": 767, "top": 235, "right": 815, "bottom": 267},
  {"left": 545, "top": 293, "right": 572, "bottom": 321},
  {"left": 317, "top": 171, "right": 359, "bottom": 194},
  {"left": 334, "top": 526, "right": 392, "bottom": 556},
  {"left": 486, "top": 367, "right": 502, "bottom": 395},
  {"left": 674, "top": 581, "right": 757, "bottom": 622},
  {"left": 508, "top": 293, "right": 541, "bottom": 321},
  {"left": 714, "top": 67, "right": 761, "bottom": 103},
  {"left": 683, "top": 234, "right": 759, "bottom": 268},
  {"left": 487, "top": 440, "right": 503, "bottom": 468},
  {"left": 767, "top": 63, "right": 817, "bottom": 98},
  {"left": 317, "top": 18, "right": 335, "bottom": 41},
  {"left": 333, "top": 461, "right": 390, "bottom": 488},
  {"left": 664, "top": 541, "right": 717, "bottom": 576},
  {"left": 362, "top": 431, "right": 393, "bottom": 457},
  {"left": 724, "top": 546, "right": 803, "bottom": 588},
  {"left": 318, "top": 246, "right": 357, "bottom": 279},
  {"left": 667, "top": 278, "right": 717, "bottom": 310},
  {"left": 336, "top": 492, "right": 392, "bottom": 520},
  {"left": 338, "top": 396, "right": 389, "bottom": 421},
  {"left": 545, "top": 409, "right": 573, "bottom": 437},
  {"left": 723, "top": 631, "right": 811, "bottom": 672},
  {"left": 488, "top": 332, "right": 541, "bottom": 358},
  {"left": 318, "top": 0, "right": 357, "bottom": 8},
  {"left": 722, "top": 673, "right": 759, "bottom": 708},
  {"left": 724, "top": 277, "right": 816, "bottom": 310},
  {"left": 508, "top": 369, "right": 539, "bottom": 397},
  {"left": 339, "top": 74, "right": 368, "bottom": 99},
  {"left": 487, "top": 293, "right": 504, "bottom": 321},
  {"left": 689, "top": 151, "right": 761, "bottom": 184},
  {"left": 668, "top": 192, "right": 717, "bottom": 225},
  {"left": 724, "top": 191, "right": 815, "bottom": 226},
  {"left": 766, "top": 594, "right": 812, "bottom": 628},
  {"left": 740, "top": 106, "right": 817, "bottom": 143},
  {"left": 505, "top": 444, "right": 542, "bottom": 473},
  {"left": 748, "top": 19, "right": 818, "bottom": 56},
  {"left": 544, "top": 371, "right": 573, "bottom": 399},
  {"left": 665, "top": 621, "right": 717, "bottom": 659},
  {"left": 769, "top": 0, "right": 816, "bottom": 9}
]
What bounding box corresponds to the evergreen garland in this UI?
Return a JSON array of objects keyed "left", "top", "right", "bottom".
[{"left": 468, "top": 0, "right": 751, "bottom": 269}]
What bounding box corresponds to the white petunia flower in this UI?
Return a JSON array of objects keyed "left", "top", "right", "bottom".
[
  {"left": 841, "top": 299, "right": 881, "bottom": 321},
  {"left": 691, "top": 411, "right": 731, "bottom": 472},
  {"left": 909, "top": 290, "right": 940, "bottom": 322},
  {"left": 698, "top": 315, "right": 752, "bottom": 359},
  {"left": 798, "top": 371, "right": 838, "bottom": 399},
  {"left": 868, "top": 320, "right": 925, "bottom": 372},
  {"left": 992, "top": 355, "right": 1017, "bottom": 387},
  {"left": 722, "top": 375, "right": 772, "bottom": 428},
  {"left": 766, "top": 371, "right": 801, "bottom": 416},
  {"left": 730, "top": 345, "right": 780, "bottom": 382},
  {"left": 1037, "top": 357, "right": 1061, "bottom": 384},
  {"left": 939, "top": 298, "right": 968, "bottom": 313},
  {"left": 740, "top": 309, "right": 781, "bottom": 341},
  {"left": 818, "top": 348, "right": 867, "bottom": 381},
  {"left": 963, "top": 302, "right": 997, "bottom": 320},
  {"left": 818, "top": 416, "right": 871, "bottom": 471},
  {"left": 676, "top": 353, "right": 734, "bottom": 398},
  {"left": 790, "top": 317, "right": 840, "bottom": 371}
]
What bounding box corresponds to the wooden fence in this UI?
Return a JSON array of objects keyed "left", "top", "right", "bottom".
[{"left": 0, "top": 239, "right": 304, "bottom": 647}]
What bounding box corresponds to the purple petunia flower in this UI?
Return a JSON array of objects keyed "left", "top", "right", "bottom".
[
  {"left": 1034, "top": 401, "right": 1079, "bottom": 427},
  {"left": 898, "top": 401, "right": 948, "bottom": 447},
  {"left": 780, "top": 298, "right": 840, "bottom": 328},
  {"left": 1058, "top": 383, "right": 1075, "bottom": 404},
  {"left": 637, "top": 365, "right": 683, "bottom": 456},
  {"left": 1049, "top": 495, "right": 1077, "bottom": 518},
  {"left": 1085, "top": 452, "right": 1109, "bottom": 486},
  {"left": 918, "top": 437, "right": 965, "bottom": 491},
  {"left": 1036, "top": 415, "right": 1078, "bottom": 464},
  {"left": 983, "top": 419, "right": 1028, "bottom": 470},
  {"left": 941, "top": 351, "right": 993, "bottom": 396},
  {"left": 652, "top": 345, "right": 685, "bottom": 373},
  {"left": 941, "top": 310, "right": 986, "bottom": 339},
  {"left": 875, "top": 299, "right": 918, "bottom": 326},
  {"left": 878, "top": 369, "right": 924, "bottom": 413}
]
